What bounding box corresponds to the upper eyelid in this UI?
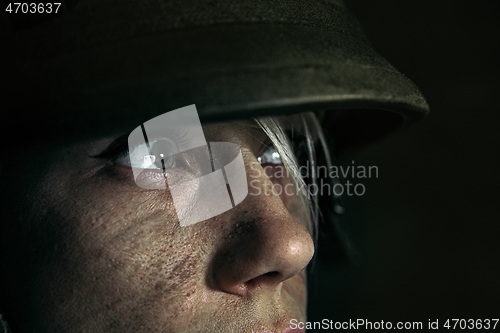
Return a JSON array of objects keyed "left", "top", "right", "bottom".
[
  {"left": 90, "top": 125, "right": 195, "bottom": 160},
  {"left": 257, "top": 128, "right": 299, "bottom": 157},
  {"left": 256, "top": 138, "right": 276, "bottom": 157},
  {"left": 90, "top": 129, "right": 290, "bottom": 164},
  {"left": 89, "top": 133, "right": 183, "bottom": 165},
  {"left": 89, "top": 133, "right": 130, "bottom": 160}
]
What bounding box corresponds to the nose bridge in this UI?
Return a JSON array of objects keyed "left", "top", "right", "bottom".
[
  {"left": 209, "top": 159, "right": 315, "bottom": 296},
  {"left": 243, "top": 158, "right": 312, "bottom": 230},
  {"left": 244, "top": 160, "right": 288, "bottom": 214}
]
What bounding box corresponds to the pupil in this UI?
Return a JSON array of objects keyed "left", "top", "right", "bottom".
[{"left": 151, "top": 139, "right": 176, "bottom": 169}]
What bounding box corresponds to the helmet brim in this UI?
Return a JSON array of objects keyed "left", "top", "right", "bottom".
[{"left": 3, "top": 10, "right": 429, "bottom": 153}]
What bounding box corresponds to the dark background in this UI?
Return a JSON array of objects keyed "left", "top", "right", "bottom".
[{"left": 308, "top": 0, "right": 500, "bottom": 330}]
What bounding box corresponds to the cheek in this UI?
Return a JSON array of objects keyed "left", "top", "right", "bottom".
[
  {"left": 259, "top": 164, "right": 310, "bottom": 229},
  {"left": 281, "top": 271, "right": 308, "bottom": 321},
  {"left": 39, "top": 165, "right": 212, "bottom": 327}
]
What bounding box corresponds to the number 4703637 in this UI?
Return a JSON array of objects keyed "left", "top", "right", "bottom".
[
  {"left": 5, "top": 3, "right": 61, "bottom": 14},
  {"left": 444, "top": 319, "right": 498, "bottom": 330}
]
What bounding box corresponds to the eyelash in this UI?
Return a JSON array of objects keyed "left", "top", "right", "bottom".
[
  {"left": 91, "top": 129, "right": 304, "bottom": 171},
  {"left": 90, "top": 127, "right": 190, "bottom": 166}
]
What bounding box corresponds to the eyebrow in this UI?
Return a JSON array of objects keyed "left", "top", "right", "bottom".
[{"left": 89, "top": 132, "right": 130, "bottom": 159}]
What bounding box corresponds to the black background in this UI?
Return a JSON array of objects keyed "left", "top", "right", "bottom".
[{"left": 308, "top": 0, "right": 500, "bottom": 330}]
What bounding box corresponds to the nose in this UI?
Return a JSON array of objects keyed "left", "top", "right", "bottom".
[{"left": 210, "top": 162, "right": 315, "bottom": 296}]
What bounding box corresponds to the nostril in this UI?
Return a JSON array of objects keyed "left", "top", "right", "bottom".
[
  {"left": 245, "top": 271, "right": 281, "bottom": 289},
  {"left": 264, "top": 271, "right": 279, "bottom": 277},
  {"left": 245, "top": 271, "right": 279, "bottom": 283}
]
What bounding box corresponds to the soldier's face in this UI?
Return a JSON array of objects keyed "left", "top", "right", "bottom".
[{"left": 1, "top": 121, "right": 314, "bottom": 332}]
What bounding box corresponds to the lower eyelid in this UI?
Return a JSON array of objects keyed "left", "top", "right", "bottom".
[
  {"left": 110, "top": 164, "right": 192, "bottom": 189},
  {"left": 111, "top": 150, "right": 198, "bottom": 181}
]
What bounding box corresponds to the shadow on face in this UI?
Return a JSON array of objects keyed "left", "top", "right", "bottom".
[{"left": 0, "top": 120, "right": 315, "bottom": 333}]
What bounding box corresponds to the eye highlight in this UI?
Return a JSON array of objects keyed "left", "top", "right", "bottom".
[
  {"left": 258, "top": 145, "right": 283, "bottom": 165},
  {"left": 115, "top": 137, "right": 179, "bottom": 170},
  {"left": 90, "top": 130, "right": 186, "bottom": 172}
]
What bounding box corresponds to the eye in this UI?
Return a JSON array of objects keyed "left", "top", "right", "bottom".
[
  {"left": 258, "top": 144, "right": 283, "bottom": 165},
  {"left": 115, "top": 137, "right": 181, "bottom": 170},
  {"left": 91, "top": 132, "right": 186, "bottom": 172}
]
